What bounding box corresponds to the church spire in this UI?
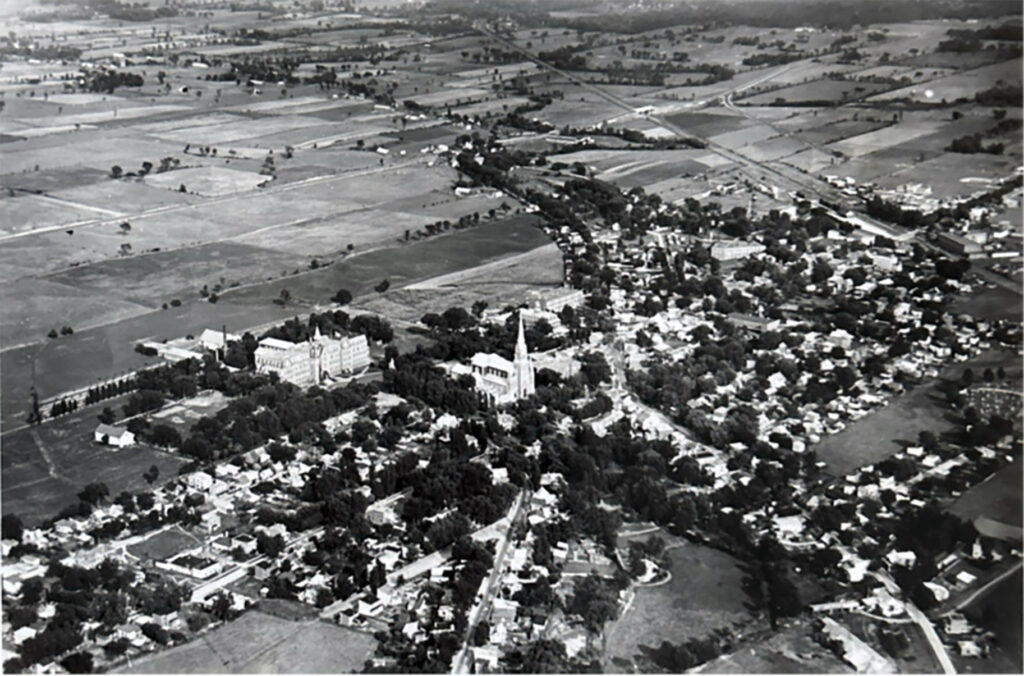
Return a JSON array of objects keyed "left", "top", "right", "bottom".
[{"left": 515, "top": 311, "right": 528, "bottom": 361}]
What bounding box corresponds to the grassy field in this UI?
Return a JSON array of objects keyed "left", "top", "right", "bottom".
[
  {"left": 127, "top": 526, "right": 201, "bottom": 561},
  {"left": 604, "top": 530, "right": 752, "bottom": 670},
  {"left": 145, "top": 166, "right": 268, "bottom": 197},
  {"left": 116, "top": 612, "right": 377, "bottom": 674},
  {"left": 0, "top": 277, "right": 152, "bottom": 348},
  {"left": 151, "top": 391, "right": 231, "bottom": 436},
  {"left": 951, "top": 285, "right": 1024, "bottom": 322},
  {"left": 46, "top": 241, "right": 310, "bottom": 307},
  {"left": 815, "top": 348, "right": 1020, "bottom": 476},
  {"left": 950, "top": 459, "right": 1023, "bottom": 529},
  {"left": 1, "top": 400, "right": 189, "bottom": 526}
]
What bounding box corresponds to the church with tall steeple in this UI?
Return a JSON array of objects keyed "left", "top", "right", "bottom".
[{"left": 468, "top": 313, "right": 536, "bottom": 406}]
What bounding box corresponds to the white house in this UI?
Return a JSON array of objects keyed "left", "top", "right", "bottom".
[{"left": 94, "top": 424, "right": 135, "bottom": 448}]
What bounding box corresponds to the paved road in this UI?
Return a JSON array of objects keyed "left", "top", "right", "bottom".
[
  {"left": 452, "top": 489, "right": 528, "bottom": 674},
  {"left": 941, "top": 560, "right": 1023, "bottom": 616},
  {"left": 872, "top": 571, "right": 957, "bottom": 675}
]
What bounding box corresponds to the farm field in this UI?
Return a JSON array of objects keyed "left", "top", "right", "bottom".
[
  {"left": 115, "top": 612, "right": 377, "bottom": 674},
  {"left": 1, "top": 401, "right": 189, "bottom": 526},
  {"left": 223, "top": 214, "right": 551, "bottom": 306},
  {"left": 743, "top": 79, "right": 892, "bottom": 105},
  {"left": 361, "top": 242, "right": 565, "bottom": 322},
  {"left": 826, "top": 120, "right": 947, "bottom": 159},
  {"left": 0, "top": 277, "right": 152, "bottom": 349},
  {"left": 603, "top": 529, "right": 752, "bottom": 671},
  {"left": 815, "top": 347, "right": 1021, "bottom": 476},
  {"left": 1, "top": 217, "right": 553, "bottom": 427},
  {"left": 868, "top": 57, "right": 1022, "bottom": 103},
  {"left": 144, "top": 166, "right": 269, "bottom": 197}
]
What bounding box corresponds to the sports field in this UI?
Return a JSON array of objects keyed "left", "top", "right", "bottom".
[{"left": 116, "top": 612, "right": 377, "bottom": 674}]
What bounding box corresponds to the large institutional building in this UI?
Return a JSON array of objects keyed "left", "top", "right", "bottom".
[
  {"left": 468, "top": 314, "right": 535, "bottom": 405},
  {"left": 255, "top": 327, "right": 370, "bottom": 387}
]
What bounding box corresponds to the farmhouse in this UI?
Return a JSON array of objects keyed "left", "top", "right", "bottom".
[{"left": 94, "top": 424, "right": 135, "bottom": 448}]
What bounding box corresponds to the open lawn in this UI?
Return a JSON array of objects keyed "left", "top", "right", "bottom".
[
  {"left": 116, "top": 612, "right": 377, "bottom": 674},
  {"left": 604, "top": 531, "right": 752, "bottom": 670},
  {"left": 1, "top": 400, "right": 189, "bottom": 525},
  {"left": 815, "top": 347, "right": 1020, "bottom": 476}
]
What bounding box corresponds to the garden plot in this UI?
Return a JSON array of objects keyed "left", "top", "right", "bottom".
[
  {"left": 145, "top": 166, "right": 269, "bottom": 197},
  {"left": 867, "top": 57, "right": 1022, "bottom": 103}
]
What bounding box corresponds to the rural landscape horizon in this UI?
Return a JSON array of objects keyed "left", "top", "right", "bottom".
[{"left": 0, "top": 0, "right": 1021, "bottom": 673}]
